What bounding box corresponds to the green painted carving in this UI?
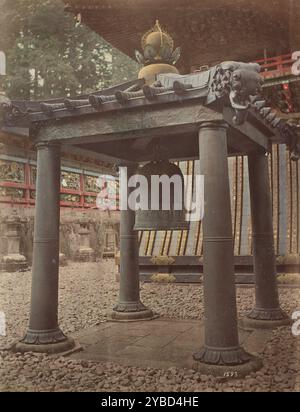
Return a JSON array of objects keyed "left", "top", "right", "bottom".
[
  {"left": 84, "top": 175, "right": 99, "bottom": 192},
  {"left": 84, "top": 195, "right": 96, "bottom": 204},
  {"left": 0, "top": 160, "right": 24, "bottom": 183},
  {"left": 30, "top": 166, "right": 37, "bottom": 184},
  {"left": 60, "top": 193, "right": 80, "bottom": 203},
  {"left": 60, "top": 171, "right": 80, "bottom": 190},
  {"left": 0, "top": 187, "right": 24, "bottom": 198}
]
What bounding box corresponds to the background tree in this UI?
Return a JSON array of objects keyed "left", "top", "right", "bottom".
[{"left": 0, "top": 0, "right": 138, "bottom": 100}]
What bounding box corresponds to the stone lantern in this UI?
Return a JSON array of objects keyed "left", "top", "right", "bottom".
[
  {"left": 1, "top": 210, "right": 27, "bottom": 272},
  {"left": 75, "top": 218, "right": 95, "bottom": 262}
]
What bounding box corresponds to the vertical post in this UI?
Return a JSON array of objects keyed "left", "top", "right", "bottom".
[
  {"left": 111, "top": 164, "right": 154, "bottom": 321},
  {"left": 193, "top": 121, "right": 261, "bottom": 376},
  {"left": 242, "top": 153, "right": 289, "bottom": 328},
  {"left": 24, "top": 162, "right": 31, "bottom": 206},
  {"left": 13, "top": 142, "right": 74, "bottom": 353},
  {"left": 79, "top": 173, "right": 84, "bottom": 208}
]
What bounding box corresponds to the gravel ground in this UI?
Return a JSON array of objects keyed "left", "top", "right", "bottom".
[{"left": 0, "top": 260, "right": 300, "bottom": 392}]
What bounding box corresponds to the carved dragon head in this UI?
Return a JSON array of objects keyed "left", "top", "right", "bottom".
[
  {"left": 211, "top": 61, "right": 264, "bottom": 124},
  {"left": 221, "top": 62, "right": 263, "bottom": 110},
  {"left": 210, "top": 61, "right": 299, "bottom": 160}
]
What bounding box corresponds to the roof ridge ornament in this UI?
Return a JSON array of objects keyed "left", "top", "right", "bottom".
[
  {"left": 135, "top": 21, "right": 181, "bottom": 85},
  {"left": 140, "top": 20, "right": 175, "bottom": 62},
  {"left": 135, "top": 20, "right": 181, "bottom": 68}
]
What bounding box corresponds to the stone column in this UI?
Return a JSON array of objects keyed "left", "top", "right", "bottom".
[
  {"left": 13, "top": 142, "right": 74, "bottom": 353},
  {"left": 193, "top": 121, "right": 261, "bottom": 376},
  {"left": 241, "top": 153, "right": 289, "bottom": 328},
  {"left": 111, "top": 164, "right": 154, "bottom": 321}
]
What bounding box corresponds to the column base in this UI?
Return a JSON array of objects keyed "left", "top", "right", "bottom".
[
  {"left": 75, "top": 248, "right": 95, "bottom": 262},
  {"left": 193, "top": 356, "right": 262, "bottom": 378},
  {"left": 110, "top": 301, "right": 157, "bottom": 322},
  {"left": 240, "top": 308, "right": 291, "bottom": 329},
  {"left": 11, "top": 328, "right": 75, "bottom": 354},
  {"left": 193, "top": 345, "right": 262, "bottom": 377}
]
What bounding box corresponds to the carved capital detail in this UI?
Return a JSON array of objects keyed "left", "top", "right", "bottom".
[
  {"left": 35, "top": 141, "right": 61, "bottom": 150},
  {"left": 198, "top": 120, "right": 229, "bottom": 131}
]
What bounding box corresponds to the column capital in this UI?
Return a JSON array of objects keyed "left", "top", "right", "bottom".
[
  {"left": 198, "top": 120, "right": 229, "bottom": 131},
  {"left": 35, "top": 140, "right": 61, "bottom": 150}
]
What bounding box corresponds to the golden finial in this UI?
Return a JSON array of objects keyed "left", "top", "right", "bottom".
[
  {"left": 155, "top": 20, "right": 163, "bottom": 47},
  {"left": 141, "top": 20, "right": 174, "bottom": 53},
  {"left": 135, "top": 21, "right": 181, "bottom": 84}
]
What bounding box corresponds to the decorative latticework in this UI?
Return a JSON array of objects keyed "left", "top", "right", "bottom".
[
  {"left": 61, "top": 171, "right": 80, "bottom": 190},
  {"left": 84, "top": 175, "right": 99, "bottom": 193},
  {"left": 0, "top": 156, "right": 119, "bottom": 210},
  {"left": 0, "top": 160, "right": 24, "bottom": 182}
]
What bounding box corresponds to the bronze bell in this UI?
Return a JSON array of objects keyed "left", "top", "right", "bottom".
[{"left": 134, "top": 160, "right": 189, "bottom": 231}]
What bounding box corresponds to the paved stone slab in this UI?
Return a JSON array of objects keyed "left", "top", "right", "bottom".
[{"left": 69, "top": 318, "right": 273, "bottom": 370}]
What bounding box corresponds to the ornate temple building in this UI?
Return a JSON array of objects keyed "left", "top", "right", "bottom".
[{"left": 64, "top": 0, "right": 300, "bottom": 68}]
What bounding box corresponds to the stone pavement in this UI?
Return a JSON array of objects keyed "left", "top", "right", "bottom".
[{"left": 68, "top": 318, "right": 272, "bottom": 370}]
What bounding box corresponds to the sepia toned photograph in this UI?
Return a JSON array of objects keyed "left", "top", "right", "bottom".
[{"left": 0, "top": 0, "right": 300, "bottom": 397}]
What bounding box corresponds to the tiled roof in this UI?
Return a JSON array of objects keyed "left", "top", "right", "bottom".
[{"left": 2, "top": 66, "right": 300, "bottom": 160}]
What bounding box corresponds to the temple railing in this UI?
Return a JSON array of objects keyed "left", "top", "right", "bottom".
[
  {"left": 254, "top": 53, "right": 295, "bottom": 80},
  {"left": 191, "top": 53, "right": 298, "bottom": 81}
]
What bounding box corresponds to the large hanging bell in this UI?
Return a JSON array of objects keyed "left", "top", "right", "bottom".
[{"left": 134, "top": 160, "right": 189, "bottom": 231}]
